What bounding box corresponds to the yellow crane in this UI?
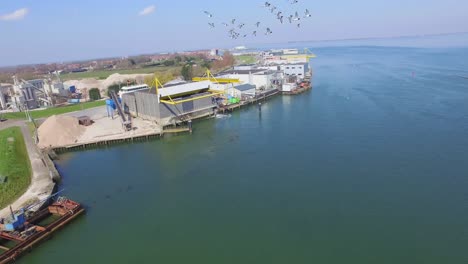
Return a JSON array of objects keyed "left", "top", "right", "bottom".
[
  {"left": 148, "top": 74, "right": 224, "bottom": 105},
  {"left": 303, "top": 48, "right": 317, "bottom": 60},
  {"left": 192, "top": 69, "right": 240, "bottom": 84},
  {"left": 148, "top": 77, "right": 164, "bottom": 95}
]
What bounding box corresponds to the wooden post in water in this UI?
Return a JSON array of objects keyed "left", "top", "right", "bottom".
[{"left": 188, "top": 120, "right": 193, "bottom": 134}]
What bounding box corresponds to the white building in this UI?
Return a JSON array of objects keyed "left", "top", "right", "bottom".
[
  {"left": 226, "top": 84, "right": 256, "bottom": 98},
  {"left": 281, "top": 83, "right": 296, "bottom": 93},
  {"left": 280, "top": 63, "right": 309, "bottom": 79},
  {"left": 210, "top": 49, "right": 219, "bottom": 56},
  {"left": 44, "top": 81, "right": 69, "bottom": 97},
  {"left": 218, "top": 69, "right": 280, "bottom": 90},
  {"left": 282, "top": 49, "right": 299, "bottom": 55}
]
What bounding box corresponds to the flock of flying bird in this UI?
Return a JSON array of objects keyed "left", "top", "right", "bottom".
[{"left": 204, "top": 0, "right": 311, "bottom": 40}]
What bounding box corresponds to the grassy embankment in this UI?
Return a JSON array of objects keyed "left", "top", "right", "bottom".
[
  {"left": 60, "top": 66, "right": 181, "bottom": 81},
  {"left": 3, "top": 100, "right": 106, "bottom": 120},
  {"left": 0, "top": 127, "right": 31, "bottom": 208},
  {"left": 235, "top": 55, "right": 257, "bottom": 65}
]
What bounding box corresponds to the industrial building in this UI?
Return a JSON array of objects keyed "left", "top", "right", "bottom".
[
  {"left": 4, "top": 73, "right": 69, "bottom": 110},
  {"left": 0, "top": 84, "right": 12, "bottom": 110},
  {"left": 121, "top": 80, "right": 223, "bottom": 126},
  {"left": 229, "top": 61, "right": 312, "bottom": 94},
  {"left": 261, "top": 48, "right": 316, "bottom": 65},
  {"left": 225, "top": 84, "right": 257, "bottom": 99},
  {"left": 280, "top": 63, "right": 309, "bottom": 78},
  {"left": 218, "top": 69, "right": 282, "bottom": 90}
]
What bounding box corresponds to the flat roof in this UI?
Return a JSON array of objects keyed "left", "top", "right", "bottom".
[
  {"left": 158, "top": 80, "right": 211, "bottom": 97},
  {"left": 280, "top": 63, "right": 308, "bottom": 66},
  {"left": 220, "top": 69, "right": 266, "bottom": 75},
  {"left": 235, "top": 84, "right": 256, "bottom": 91},
  {"left": 121, "top": 84, "right": 149, "bottom": 90}
]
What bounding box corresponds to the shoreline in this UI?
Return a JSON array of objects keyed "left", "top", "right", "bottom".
[{"left": 0, "top": 121, "right": 56, "bottom": 218}]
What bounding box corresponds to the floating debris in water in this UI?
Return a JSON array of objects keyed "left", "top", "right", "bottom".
[{"left": 216, "top": 114, "right": 231, "bottom": 119}]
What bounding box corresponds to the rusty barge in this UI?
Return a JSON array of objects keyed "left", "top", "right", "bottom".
[{"left": 0, "top": 197, "right": 84, "bottom": 264}]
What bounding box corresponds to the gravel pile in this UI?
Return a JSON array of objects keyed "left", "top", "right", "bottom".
[{"left": 38, "top": 115, "right": 85, "bottom": 148}]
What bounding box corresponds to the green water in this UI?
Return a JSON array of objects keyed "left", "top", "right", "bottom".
[{"left": 20, "top": 46, "right": 468, "bottom": 263}]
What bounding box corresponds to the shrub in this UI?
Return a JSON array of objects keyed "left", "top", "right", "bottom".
[{"left": 89, "top": 88, "right": 101, "bottom": 101}]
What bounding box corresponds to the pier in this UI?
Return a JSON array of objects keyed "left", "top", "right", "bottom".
[{"left": 219, "top": 89, "right": 280, "bottom": 113}]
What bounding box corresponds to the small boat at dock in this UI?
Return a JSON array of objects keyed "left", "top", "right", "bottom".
[
  {"left": 0, "top": 196, "right": 84, "bottom": 264},
  {"left": 282, "top": 80, "right": 312, "bottom": 95}
]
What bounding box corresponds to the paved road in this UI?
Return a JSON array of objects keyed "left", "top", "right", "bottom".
[{"left": 0, "top": 120, "right": 55, "bottom": 217}]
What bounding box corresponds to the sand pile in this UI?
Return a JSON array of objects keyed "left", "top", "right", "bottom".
[
  {"left": 38, "top": 115, "right": 85, "bottom": 148},
  {"left": 64, "top": 73, "right": 152, "bottom": 95}
]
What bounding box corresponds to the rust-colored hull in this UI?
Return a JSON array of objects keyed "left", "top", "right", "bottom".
[
  {"left": 0, "top": 199, "right": 84, "bottom": 264},
  {"left": 282, "top": 85, "right": 312, "bottom": 95}
]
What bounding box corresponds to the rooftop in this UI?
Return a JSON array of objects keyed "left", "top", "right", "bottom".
[
  {"left": 140, "top": 80, "right": 211, "bottom": 98},
  {"left": 121, "top": 84, "right": 149, "bottom": 90},
  {"left": 220, "top": 69, "right": 267, "bottom": 75},
  {"left": 235, "top": 84, "right": 256, "bottom": 91}
]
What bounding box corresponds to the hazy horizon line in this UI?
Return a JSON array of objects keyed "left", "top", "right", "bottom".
[{"left": 2, "top": 31, "right": 467, "bottom": 69}]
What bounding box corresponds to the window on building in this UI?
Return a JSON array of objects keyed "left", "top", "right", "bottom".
[
  {"left": 286, "top": 67, "right": 290, "bottom": 69},
  {"left": 292, "top": 67, "right": 296, "bottom": 69}
]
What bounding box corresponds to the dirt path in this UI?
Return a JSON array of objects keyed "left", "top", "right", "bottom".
[{"left": 0, "top": 120, "right": 55, "bottom": 218}]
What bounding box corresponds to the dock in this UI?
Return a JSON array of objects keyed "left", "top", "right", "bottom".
[
  {"left": 219, "top": 89, "right": 279, "bottom": 113},
  {"left": 53, "top": 130, "right": 162, "bottom": 153},
  {"left": 52, "top": 126, "right": 192, "bottom": 153}
]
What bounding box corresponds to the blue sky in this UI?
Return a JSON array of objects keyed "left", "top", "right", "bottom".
[{"left": 1, "top": 0, "right": 467, "bottom": 66}]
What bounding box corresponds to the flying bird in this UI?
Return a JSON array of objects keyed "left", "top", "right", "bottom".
[
  {"left": 238, "top": 23, "right": 245, "bottom": 29},
  {"left": 208, "top": 23, "right": 215, "bottom": 28},
  {"left": 276, "top": 11, "right": 282, "bottom": 18},
  {"left": 253, "top": 31, "right": 257, "bottom": 36},
  {"left": 290, "top": 0, "right": 299, "bottom": 4},
  {"left": 263, "top": 2, "right": 271, "bottom": 8},
  {"left": 270, "top": 6, "right": 277, "bottom": 13},
  {"left": 265, "top": 27, "right": 273, "bottom": 35},
  {"left": 304, "top": 9, "right": 311, "bottom": 18},
  {"left": 222, "top": 22, "right": 229, "bottom": 27},
  {"left": 279, "top": 16, "right": 284, "bottom": 24},
  {"left": 255, "top": 22, "right": 261, "bottom": 27},
  {"left": 288, "top": 15, "right": 293, "bottom": 23},
  {"left": 204, "top": 11, "right": 213, "bottom": 18},
  {"left": 297, "top": 23, "right": 301, "bottom": 28},
  {"left": 231, "top": 18, "right": 236, "bottom": 24},
  {"left": 293, "top": 12, "right": 301, "bottom": 21}
]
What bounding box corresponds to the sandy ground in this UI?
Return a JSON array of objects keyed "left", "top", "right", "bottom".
[
  {"left": 62, "top": 106, "right": 161, "bottom": 146},
  {"left": 64, "top": 73, "right": 152, "bottom": 95},
  {"left": 0, "top": 121, "right": 55, "bottom": 218},
  {"left": 35, "top": 106, "right": 161, "bottom": 148}
]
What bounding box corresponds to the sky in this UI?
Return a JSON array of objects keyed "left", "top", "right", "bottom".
[{"left": 1, "top": 0, "right": 468, "bottom": 66}]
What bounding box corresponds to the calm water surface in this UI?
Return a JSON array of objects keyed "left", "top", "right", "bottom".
[{"left": 21, "top": 46, "right": 468, "bottom": 263}]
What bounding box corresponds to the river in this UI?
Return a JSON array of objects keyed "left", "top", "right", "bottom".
[{"left": 20, "top": 44, "right": 468, "bottom": 263}]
